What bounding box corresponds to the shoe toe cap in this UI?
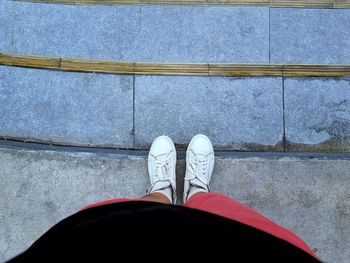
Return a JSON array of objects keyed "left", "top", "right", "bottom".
[
  {"left": 150, "top": 136, "right": 175, "bottom": 155},
  {"left": 189, "top": 134, "right": 213, "bottom": 154}
]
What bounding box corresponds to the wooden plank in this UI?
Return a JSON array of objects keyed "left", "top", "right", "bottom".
[
  {"left": 74, "top": 0, "right": 140, "bottom": 4},
  {"left": 269, "top": 0, "right": 334, "bottom": 8},
  {"left": 334, "top": 0, "right": 350, "bottom": 8},
  {"left": 60, "top": 59, "right": 135, "bottom": 74},
  {"left": 283, "top": 65, "right": 350, "bottom": 77},
  {"left": 134, "top": 62, "right": 209, "bottom": 75},
  {"left": 10, "top": 0, "right": 350, "bottom": 8},
  {"left": 1, "top": 53, "right": 350, "bottom": 77},
  {"left": 209, "top": 64, "right": 283, "bottom": 77},
  {"left": 0, "top": 53, "right": 60, "bottom": 70},
  {"left": 140, "top": 0, "right": 268, "bottom": 6}
]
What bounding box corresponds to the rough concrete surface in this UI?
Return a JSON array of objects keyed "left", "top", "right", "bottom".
[
  {"left": 0, "top": 66, "right": 134, "bottom": 147},
  {"left": 285, "top": 78, "right": 350, "bottom": 151},
  {"left": 137, "top": 6, "right": 269, "bottom": 63},
  {"left": 135, "top": 76, "right": 283, "bottom": 150},
  {"left": 0, "top": 0, "right": 13, "bottom": 52},
  {"left": 1, "top": 2, "right": 271, "bottom": 63},
  {"left": 0, "top": 145, "right": 349, "bottom": 262},
  {"left": 12, "top": 3, "right": 140, "bottom": 61},
  {"left": 2, "top": 2, "right": 349, "bottom": 64},
  {"left": 3, "top": 65, "right": 350, "bottom": 152},
  {"left": 270, "top": 8, "right": 350, "bottom": 64}
]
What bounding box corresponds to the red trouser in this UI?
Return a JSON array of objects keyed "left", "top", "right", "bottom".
[{"left": 82, "top": 192, "right": 316, "bottom": 258}]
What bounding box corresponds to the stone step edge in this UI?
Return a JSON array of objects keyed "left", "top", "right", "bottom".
[
  {"left": 12, "top": 0, "right": 350, "bottom": 9},
  {"left": 2, "top": 138, "right": 350, "bottom": 157},
  {"left": 1, "top": 53, "right": 350, "bottom": 77}
]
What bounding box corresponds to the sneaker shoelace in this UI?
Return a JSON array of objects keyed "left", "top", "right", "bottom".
[
  {"left": 189, "top": 155, "right": 209, "bottom": 181},
  {"left": 154, "top": 157, "right": 170, "bottom": 181}
]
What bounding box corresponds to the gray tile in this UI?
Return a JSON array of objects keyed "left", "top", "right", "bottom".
[
  {"left": 136, "top": 6, "right": 269, "bottom": 63},
  {"left": 285, "top": 78, "right": 350, "bottom": 151},
  {"left": 135, "top": 76, "right": 283, "bottom": 150},
  {"left": 271, "top": 9, "right": 350, "bottom": 64},
  {"left": 0, "top": 66, "right": 133, "bottom": 147},
  {"left": 12, "top": 2, "right": 140, "bottom": 60},
  {"left": 0, "top": 0, "right": 13, "bottom": 51},
  {"left": 11, "top": 4, "right": 269, "bottom": 63}
]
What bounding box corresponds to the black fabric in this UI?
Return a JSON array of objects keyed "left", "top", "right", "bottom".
[{"left": 8, "top": 201, "right": 321, "bottom": 262}]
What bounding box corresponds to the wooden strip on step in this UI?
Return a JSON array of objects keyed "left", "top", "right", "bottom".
[
  {"left": 0, "top": 53, "right": 60, "bottom": 70},
  {"left": 1, "top": 53, "right": 350, "bottom": 77},
  {"left": 10, "top": 0, "right": 350, "bottom": 8}
]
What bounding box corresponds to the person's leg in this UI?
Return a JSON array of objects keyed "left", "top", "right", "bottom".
[
  {"left": 81, "top": 135, "right": 176, "bottom": 210},
  {"left": 184, "top": 191, "right": 316, "bottom": 258},
  {"left": 141, "top": 192, "right": 171, "bottom": 204},
  {"left": 81, "top": 192, "right": 170, "bottom": 211},
  {"left": 182, "top": 134, "right": 316, "bottom": 258}
]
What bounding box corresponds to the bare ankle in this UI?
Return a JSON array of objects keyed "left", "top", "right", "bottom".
[{"left": 142, "top": 192, "right": 171, "bottom": 204}]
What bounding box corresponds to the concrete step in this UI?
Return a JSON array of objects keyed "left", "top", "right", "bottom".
[
  {"left": 1, "top": 2, "right": 349, "bottom": 263},
  {"left": 1, "top": 65, "right": 350, "bottom": 151},
  {"left": 1, "top": 0, "right": 349, "bottom": 151},
  {"left": 0, "top": 141, "right": 349, "bottom": 262},
  {"left": 1, "top": 1, "right": 349, "bottom": 64}
]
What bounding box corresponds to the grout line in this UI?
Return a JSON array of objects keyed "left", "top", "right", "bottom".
[
  {"left": 1, "top": 138, "right": 350, "bottom": 159},
  {"left": 268, "top": 7, "right": 271, "bottom": 64},
  {"left": 282, "top": 77, "right": 286, "bottom": 151},
  {"left": 139, "top": 4, "right": 142, "bottom": 33},
  {"left": 132, "top": 75, "right": 136, "bottom": 148},
  {"left": 11, "top": 1, "right": 15, "bottom": 48}
]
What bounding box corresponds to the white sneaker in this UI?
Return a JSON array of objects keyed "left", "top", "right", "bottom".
[
  {"left": 147, "top": 135, "right": 177, "bottom": 203},
  {"left": 183, "top": 134, "right": 215, "bottom": 202}
]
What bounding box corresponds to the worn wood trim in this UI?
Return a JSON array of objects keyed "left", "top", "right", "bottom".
[
  {"left": 10, "top": 0, "right": 350, "bottom": 8},
  {"left": 60, "top": 59, "right": 135, "bottom": 74},
  {"left": 1, "top": 53, "right": 350, "bottom": 77},
  {"left": 209, "top": 64, "right": 283, "bottom": 76},
  {"left": 140, "top": 0, "right": 268, "bottom": 6},
  {"left": 334, "top": 0, "right": 350, "bottom": 8},
  {"left": 282, "top": 64, "right": 350, "bottom": 77},
  {"left": 0, "top": 53, "right": 60, "bottom": 70},
  {"left": 269, "top": 0, "right": 334, "bottom": 8},
  {"left": 134, "top": 63, "right": 209, "bottom": 75}
]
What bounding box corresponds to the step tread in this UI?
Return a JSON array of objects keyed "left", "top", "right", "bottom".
[
  {"left": 1, "top": 66, "right": 350, "bottom": 151},
  {"left": 0, "top": 145, "right": 349, "bottom": 262},
  {"left": 1, "top": 2, "right": 349, "bottom": 64}
]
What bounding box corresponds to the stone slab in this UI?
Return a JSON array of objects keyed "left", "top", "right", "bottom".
[
  {"left": 135, "top": 76, "right": 283, "bottom": 150},
  {"left": 10, "top": 2, "right": 269, "bottom": 63},
  {"left": 0, "top": 0, "right": 13, "bottom": 51},
  {"left": 12, "top": 2, "right": 140, "bottom": 61},
  {"left": 0, "top": 145, "right": 349, "bottom": 262},
  {"left": 137, "top": 6, "right": 269, "bottom": 63},
  {"left": 285, "top": 78, "right": 350, "bottom": 151},
  {"left": 0, "top": 66, "right": 134, "bottom": 147},
  {"left": 270, "top": 8, "right": 350, "bottom": 64}
]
